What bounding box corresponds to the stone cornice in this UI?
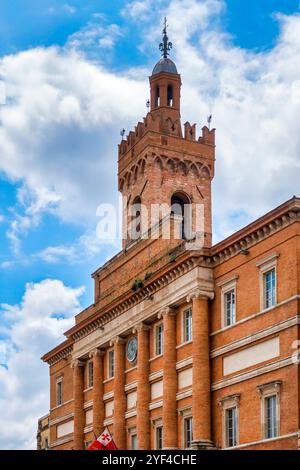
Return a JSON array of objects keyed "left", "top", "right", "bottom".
[
  {"left": 209, "top": 196, "right": 300, "bottom": 265},
  {"left": 41, "top": 339, "right": 73, "bottom": 366}
]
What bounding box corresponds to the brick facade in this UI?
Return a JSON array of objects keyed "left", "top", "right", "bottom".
[{"left": 41, "top": 38, "right": 300, "bottom": 451}]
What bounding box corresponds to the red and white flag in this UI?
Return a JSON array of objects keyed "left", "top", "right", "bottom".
[{"left": 88, "top": 428, "right": 118, "bottom": 451}]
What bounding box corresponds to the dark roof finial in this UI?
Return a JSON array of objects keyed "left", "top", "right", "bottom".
[{"left": 159, "top": 17, "right": 172, "bottom": 59}]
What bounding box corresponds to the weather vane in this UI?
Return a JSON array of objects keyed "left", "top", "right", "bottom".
[{"left": 159, "top": 17, "right": 172, "bottom": 58}]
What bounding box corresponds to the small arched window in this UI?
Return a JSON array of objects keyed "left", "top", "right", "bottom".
[
  {"left": 167, "top": 85, "right": 173, "bottom": 107},
  {"left": 155, "top": 86, "right": 160, "bottom": 107},
  {"left": 171, "top": 192, "right": 191, "bottom": 240},
  {"left": 130, "top": 196, "right": 142, "bottom": 240}
]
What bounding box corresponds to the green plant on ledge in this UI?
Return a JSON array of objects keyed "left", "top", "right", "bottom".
[
  {"left": 169, "top": 253, "right": 177, "bottom": 263},
  {"left": 132, "top": 278, "right": 144, "bottom": 291},
  {"left": 144, "top": 272, "right": 153, "bottom": 281}
]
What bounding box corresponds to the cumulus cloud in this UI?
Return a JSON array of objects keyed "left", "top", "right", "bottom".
[
  {"left": 0, "top": 279, "right": 84, "bottom": 449},
  {"left": 0, "top": 46, "right": 146, "bottom": 254},
  {"left": 1, "top": 0, "right": 299, "bottom": 255}
]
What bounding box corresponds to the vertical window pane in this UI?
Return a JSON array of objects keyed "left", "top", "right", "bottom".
[
  {"left": 57, "top": 381, "right": 62, "bottom": 406},
  {"left": 109, "top": 351, "right": 114, "bottom": 378},
  {"left": 265, "top": 395, "right": 277, "bottom": 438},
  {"left": 156, "top": 324, "right": 164, "bottom": 356},
  {"left": 131, "top": 434, "right": 137, "bottom": 449},
  {"left": 156, "top": 427, "right": 163, "bottom": 450},
  {"left": 225, "top": 289, "right": 236, "bottom": 326},
  {"left": 184, "top": 417, "right": 193, "bottom": 448},
  {"left": 88, "top": 362, "right": 94, "bottom": 388},
  {"left": 184, "top": 309, "right": 192, "bottom": 342},
  {"left": 226, "top": 407, "right": 237, "bottom": 447},
  {"left": 264, "top": 269, "right": 276, "bottom": 309}
]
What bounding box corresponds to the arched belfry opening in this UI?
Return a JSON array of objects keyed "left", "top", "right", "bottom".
[
  {"left": 155, "top": 85, "right": 160, "bottom": 107},
  {"left": 130, "top": 196, "right": 142, "bottom": 240},
  {"left": 171, "top": 192, "right": 191, "bottom": 240},
  {"left": 167, "top": 85, "right": 173, "bottom": 106}
]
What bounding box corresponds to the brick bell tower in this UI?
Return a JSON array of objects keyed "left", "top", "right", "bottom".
[{"left": 118, "top": 19, "right": 215, "bottom": 249}]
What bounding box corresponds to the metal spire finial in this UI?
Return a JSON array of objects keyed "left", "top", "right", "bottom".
[{"left": 159, "top": 17, "right": 172, "bottom": 59}]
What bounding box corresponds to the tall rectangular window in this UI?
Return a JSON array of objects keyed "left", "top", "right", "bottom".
[
  {"left": 183, "top": 309, "right": 192, "bottom": 342},
  {"left": 184, "top": 417, "right": 193, "bottom": 448},
  {"left": 56, "top": 380, "right": 63, "bottom": 406},
  {"left": 224, "top": 289, "right": 236, "bottom": 326},
  {"left": 226, "top": 407, "right": 237, "bottom": 448},
  {"left": 108, "top": 350, "right": 114, "bottom": 378},
  {"left": 263, "top": 269, "right": 276, "bottom": 309},
  {"left": 155, "top": 324, "right": 164, "bottom": 356},
  {"left": 156, "top": 426, "right": 163, "bottom": 450},
  {"left": 130, "top": 433, "right": 137, "bottom": 450},
  {"left": 265, "top": 395, "right": 277, "bottom": 438},
  {"left": 88, "top": 361, "right": 94, "bottom": 388}
]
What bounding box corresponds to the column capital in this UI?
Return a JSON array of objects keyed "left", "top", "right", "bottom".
[
  {"left": 110, "top": 336, "right": 126, "bottom": 347},
  {"left": 157, "top": 306, "right": 176, "bottom": 319},
  {"left": 71, "top": 359, "right": 85, "bottom": 369},
  {"left": 133, "top": 322, "right": 151, "bottom": 334},
  {"left": 186, "top": 288, "right": 214, "bottom": 303},
  {"left": 89, "top": 349, "right": 105, "bottom": 359}
]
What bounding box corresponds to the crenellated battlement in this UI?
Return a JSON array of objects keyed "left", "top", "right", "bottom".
[{"left": 118, "top": 115, "right": 215, "bottom": 161}]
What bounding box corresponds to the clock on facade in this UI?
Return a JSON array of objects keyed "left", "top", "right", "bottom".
[{"left": 127, "top": 336, "right": 138, "bottom": 363}]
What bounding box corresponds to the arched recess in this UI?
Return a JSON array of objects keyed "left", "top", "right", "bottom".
[
  {"left": 154, "top": 156, "right": 163, "bottom": 171},
  {"left": 139, "top": 159, "right": 146, "bottom": 177},
  {"left": 167, "top": 159, "right": 175, "bottom": 173},
  {"left": 130, "top": 196, "right": 142, "bottom": 240},
  {"left": 167, "top": 85, "right": 173, "bottom": 106},
  {"left": 155, "top": 85, "right": 160, "bottom": 107},
  {"left": 201, "top": 166, "right": 210, "bottom": 178},
  {"left": 178, "top": 161, "right": 187, "bottom": 176},
  {"left": 190, "top": 163, "right": 199, "bottom": 177},
  {"left": 170, "top": 192, "right": 191, "bottom": 240}
]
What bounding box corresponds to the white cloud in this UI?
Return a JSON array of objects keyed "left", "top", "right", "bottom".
[
  {"left": 0, "top": 261, "right": 13, "bottom": 269},
  {"left": 62, "top": 3, "right": 76, "bottom": 15},
  {"left": 0, "top": 279, "right": 84, "bottom": 449},
  {"left": 0, "top": 1, "right": 299, "bottom": 246},
  {"left": 46, "top": 3, "right": 76, "bottom": 16},
  {"left": 0, "top": 45, "right": 146, "bottom": 256},
  {"left": 66, "top": 22, "right": 123, "bottom": 51}
]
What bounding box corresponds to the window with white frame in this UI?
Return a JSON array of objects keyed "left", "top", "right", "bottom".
[
  {"left": 183, "top": 308, "right": 192, "bottom": 343},
  {"left": 257, "top": 253, "right": 279, "bottom": 310},
  {"left": 130, "top": 432, "right": 137, "bottom": 450},
  {"left": 225, "top": 407, "right": 237, "bottom": 448},
  {"left": 155, "top": 323, "right": 164, "bottom": 356},
  {"left": 219, "top": 393, "right": 240, "bottom": 449},
  {"left": 56, "top": 378, "right": 63, "bottom": 406},
  {"left": 265, "top": 395, "right": 277, "bottom": 438},
  {"left": 224, "top": 289, "right": 236, "bottom": 327},
  {"left": 108, "top": 350, "right": 114, "bottom": 378},
  {"left": 263, "top": 268, "right": 276, "bottom": 309},
  {"left": 183, "top": 416, "right": 193, "bottom": 448},
  {"left": 87, "top": 361, "right": 94, "bottom": 388},
  {"left": 218, "top": 276, "right": 238, "bottom": 328},
  {"left": 257, "top": 380, "right": 281, "bottom": 440},
  {"left": 155, "top": 426, "right": 163, "bottom": 450}
]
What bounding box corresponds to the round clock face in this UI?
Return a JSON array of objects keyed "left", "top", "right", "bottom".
[{"left": 127, "top": 337, "right": 138, "bottom": 363}]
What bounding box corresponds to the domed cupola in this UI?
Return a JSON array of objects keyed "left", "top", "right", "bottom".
[
  {"left": 149, "top": 18, "right": 181, "bottom": 118},
  {"left": 152, "top": 57, "right": 178, "bottom": 76}
]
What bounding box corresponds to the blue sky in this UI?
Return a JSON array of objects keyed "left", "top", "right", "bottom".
[{"left": 0, "top": 0, "right": 300, "bottom": 449}]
